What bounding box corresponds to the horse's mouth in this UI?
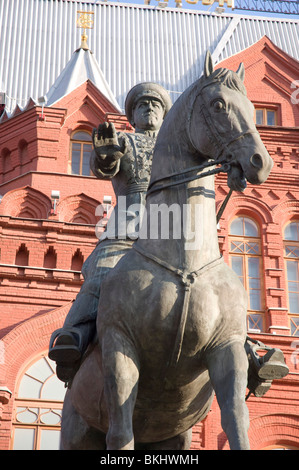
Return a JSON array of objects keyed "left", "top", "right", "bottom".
[{"left": 227, "top": 164, "right": 247, "bottom": 192}]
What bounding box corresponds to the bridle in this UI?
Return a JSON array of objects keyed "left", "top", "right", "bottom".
[
  {"left": 187, "top": 83, "right": 258, "bottom": 162},
  {"left": 146, "top": 80, "right": 259, "bottom": 220}
]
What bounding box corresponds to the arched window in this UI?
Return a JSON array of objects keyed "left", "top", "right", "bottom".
[
  {"left": 18, "top": 140, "right": 28, "bottom": 170},
  {"left": 15, "top": 243, "right": 29, "bottom": 266},
  {"left": 229, "top": 216, "right": 264, "bottom": 332},
  {"left": 1, "top": 148, "right": 11, "bottom": 181},
  {"left": 69, "top": 131, "right": 92, "bottom": 176},
  {"left": 284, "top": 221, "right": 299, "bottom": 336},
  {"left": 71, "top": 248, "right": 84, "bottom": 271},
  {"left": 11, "top": 355, "right": 66, "bottom": 450},
  {"left": 263, "top": 443, "right": 299, "bottom": 450},
  {"left": 43, "top": 246, "right": 57, "bottom": 269}
]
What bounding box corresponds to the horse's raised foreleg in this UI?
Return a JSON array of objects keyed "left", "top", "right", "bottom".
[
  {"left": 206, "top": 341, "right": 250, "bottom": 450},
  {"left": 101, "top": 328, "right": 139, "bottom": 450}
]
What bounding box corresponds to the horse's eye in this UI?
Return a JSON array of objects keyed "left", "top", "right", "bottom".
[{"left": 213, "top": 100, "right": 225, "bottom": 111}]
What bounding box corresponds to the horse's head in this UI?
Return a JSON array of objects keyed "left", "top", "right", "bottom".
[{"left": 188, "top": 51, "right": 273, "bottom": 191}]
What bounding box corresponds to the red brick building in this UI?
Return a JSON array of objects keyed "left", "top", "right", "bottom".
[{"left": 0, "top": 13, "right": 298, "bottom": 449}]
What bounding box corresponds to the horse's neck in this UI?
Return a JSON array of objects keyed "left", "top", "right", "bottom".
[
  {"left": 138, "top": 145, "right": 220, "bottom": 273},
  {"left": 149, "top": 104, "right": 194, "bottom": 183}
]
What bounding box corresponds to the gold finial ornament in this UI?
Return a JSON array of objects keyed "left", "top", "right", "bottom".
[{"left": 76, "top": 11, "right": 94, "bottom": 50}]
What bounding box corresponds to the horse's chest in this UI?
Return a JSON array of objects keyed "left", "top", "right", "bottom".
[
  {"left": 183, "top": 282, "right": 221, "bottom": 353},
  {"left": 135, "top": 275, "right": 218, "bottom": 361}
]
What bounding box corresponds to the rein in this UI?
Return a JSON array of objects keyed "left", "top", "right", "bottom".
[
  {"left": 146, "top": 157, "right": 233, "bottom": 223},
  {"left": 146, "top": 158, "right": 231, "bottom": 197}
]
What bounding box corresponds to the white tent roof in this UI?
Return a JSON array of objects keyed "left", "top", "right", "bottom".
[{"left": 45, "top": 45, "right": 121, "bottom": 110}]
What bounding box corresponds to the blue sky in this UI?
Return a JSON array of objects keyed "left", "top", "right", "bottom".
[{"left": 111, "top": 0, "right": 298, "bottom": 19}]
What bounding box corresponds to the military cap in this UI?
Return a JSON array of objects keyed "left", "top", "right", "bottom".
[{"left": 125, "top": 82, "right": 172, "bottom": 125}]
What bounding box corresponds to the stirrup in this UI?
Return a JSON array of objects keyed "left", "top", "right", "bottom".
[
  {"left": 48, "top": 327, "right": 83, "bottom": 363},
  {"left": 247, "top": 374, "right": 272, "bottom": 398},
  {"left": 56, "top": 363, "right": 80, "bottom": 388}
]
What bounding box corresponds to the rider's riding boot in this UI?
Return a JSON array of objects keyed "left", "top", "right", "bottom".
[
  {"left": 254, "top": 347, "right": 289, "bottom": 381},
  {"left": 245, "top": 337, "right": 289, "bottom": 397},
  {"left": 49, "top": 326, "right": 87, "bottom": 384},
  {"left": 246, "top": 337, "right": 289, "bottom": 380}
]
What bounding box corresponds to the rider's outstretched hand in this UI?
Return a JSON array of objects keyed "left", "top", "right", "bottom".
[{"left": 92, "top": 122, "right": 127, "bottom": 163}]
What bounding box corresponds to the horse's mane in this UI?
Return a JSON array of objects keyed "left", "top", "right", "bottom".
[
  {"left": 206, "top": 67, "right": 247, "bottom": 96},
  {"left": 154, "top": 65, "right": 247, "bottom": 150},
  {"left": 166, "top": 66, "right": 247, "bottom": 121}
]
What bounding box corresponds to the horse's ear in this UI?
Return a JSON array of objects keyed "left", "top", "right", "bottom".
[
  {"left": 236, "top": 63, "right": 245, "bottom": 82},
  {"left": 204, "top": 51, "right": 214, "bottom": 78}
]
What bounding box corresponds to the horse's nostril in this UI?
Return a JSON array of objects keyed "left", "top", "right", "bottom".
[{"left": 250, "top": 153, "right": 263, "bottom": 169}]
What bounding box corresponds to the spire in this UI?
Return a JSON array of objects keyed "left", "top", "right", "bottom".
[
  {"left": 43, "top": 10, "right": 120, "bottom": 111},
  {"left": 76, "top": 10, "right": 94, "bottom": 51}
]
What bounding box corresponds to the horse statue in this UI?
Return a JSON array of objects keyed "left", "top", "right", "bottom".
[{"left": 60, "top": 52, "right": 273, "bottom": 450}]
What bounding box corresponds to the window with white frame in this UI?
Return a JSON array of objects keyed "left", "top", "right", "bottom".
[
  {"left": 284, "top": 221, "right": 299, "bottom": 336},
  {"left": 254, "top": 107, "right": 277, "bottom": 126},
  {"left": 229, "top": 216, "right": 264, "bottom": 332},
  {"left": 11, "top": 354, "right": 66, "bottom": 450},
  {"left": 69, "top": 130, "right": 92, "bottom": 176}
]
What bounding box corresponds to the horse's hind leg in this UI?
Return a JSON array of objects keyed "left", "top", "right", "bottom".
[
  {"left": 206, "top": 341, "right": 250, "bottom": 450},
  {"left": 60, "top": 391, "right": 106, "bottom": 450},
  {"left": 102, "top": 328, "right": 139, "bottom": 450}
]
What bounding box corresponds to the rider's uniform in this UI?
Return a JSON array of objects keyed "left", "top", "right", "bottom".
[{"left": 63, "top": 130, "right": 158, "bottom": 340}]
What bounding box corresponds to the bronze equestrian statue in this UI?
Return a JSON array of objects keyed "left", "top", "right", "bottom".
[{"left": 49, "top": 54, "right": 288, "bottom": 450}]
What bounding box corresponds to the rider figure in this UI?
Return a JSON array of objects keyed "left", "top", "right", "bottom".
[{"left": 49, "top": 83, "right": 172, "bottom": 384}]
